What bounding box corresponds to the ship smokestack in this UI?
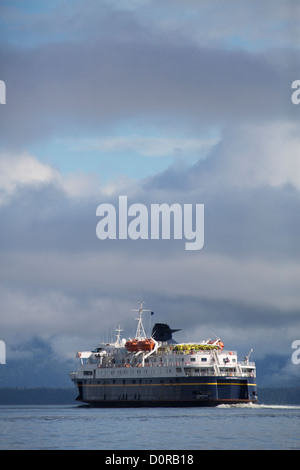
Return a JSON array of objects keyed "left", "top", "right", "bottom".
[{"left": 151, "top": 323, "right": 180, "bottom": 342}]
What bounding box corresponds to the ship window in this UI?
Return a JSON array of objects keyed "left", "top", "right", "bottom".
[
  {"left": 176, "top": 367, "right": 182, "bottom": 372},
  {"left": 201, "top": 358, "right": 207, "bottom": 362},
  {"left": 190, "top": 357, "right": 196, "bottom": 362}
]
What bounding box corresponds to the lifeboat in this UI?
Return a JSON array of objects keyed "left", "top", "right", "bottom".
[
  {"left": 125, "top": 338, "right": 155, "bottom": 352},
  {"left": 137, "top": 338, "right": 155, "bottom": 351},
  {"left": 125, "top": 339, "right": 139, "bottom": 352}
]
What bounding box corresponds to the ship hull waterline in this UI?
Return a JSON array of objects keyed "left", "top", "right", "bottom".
[{"left": 73, "top": 376, "right": 258, "bottom": 408}]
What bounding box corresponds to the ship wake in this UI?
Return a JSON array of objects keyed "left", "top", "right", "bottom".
[{"left": 217, "top": 403, "right": 300, "bottom": 410}]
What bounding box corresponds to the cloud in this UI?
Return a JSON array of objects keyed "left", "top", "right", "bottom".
[
  {"left": 151, "top": 0, "right": 300, "bottom": 51},
  {"left": 146, "top": 121, "right": 300, "bottom": 197},
  {"left": 0, "top": 151, "right": 60, "bottom": 204},
  {"left": 2, "top": 250, "right": 300, "bottom": 312},
  {"left": 3, "top": 0, "right": 299, "bottom": 52},
  {"left": 66, "top": 135, "right": 219, "bottom": 158},
  {"left": 194, "top": 122, "right": 300, "bottom": 190},
  {"left": 0, "top": 22, "right": 295, "bottom": 149}
]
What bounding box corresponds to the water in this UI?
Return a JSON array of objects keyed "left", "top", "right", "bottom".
[{"left": 0, "top": 404, "right": 299, "bottom": 450}]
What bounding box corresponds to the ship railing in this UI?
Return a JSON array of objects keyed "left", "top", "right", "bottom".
[
  {"left": 94, "top": 362, "right": 255, "bottom": 369},
  {"left": 183, "top": 366, "right": 255, "bottom": 377},
  {"left": 91, "top": 363, "right": 255, "bottom": 377},
  {"left": 171, "top": 349, "right": 238, "bottom": 356}
]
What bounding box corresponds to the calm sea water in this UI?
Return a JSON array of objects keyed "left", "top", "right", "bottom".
[{"left": 0, "top": 403, "right": 299, "bottom": 450}]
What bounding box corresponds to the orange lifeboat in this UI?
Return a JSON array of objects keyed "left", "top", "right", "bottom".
[
  {"left": 125, "top": 339, "right": 139, "bottom": 352},
  {"left": 137, "top": 338, "right": 155, "bottom": 351},
  {"left": 125, "top": 338, "right": 155, "bottom": 352}
]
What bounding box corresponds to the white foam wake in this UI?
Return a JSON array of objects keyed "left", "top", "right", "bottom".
[{"left": 217, "top": 403, "right": 300, "bottom": 410}]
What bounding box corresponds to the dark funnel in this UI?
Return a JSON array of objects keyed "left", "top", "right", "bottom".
[{"left": 151, "top": 323, "right": 180, "bottom": 342}]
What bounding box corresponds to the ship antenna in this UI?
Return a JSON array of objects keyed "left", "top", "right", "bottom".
[
  {"left": 115, "top": 324, "right": 123, "bottom": 347},
  {"left": 132, "top": 300, "right": 151, "bottom": 339}
]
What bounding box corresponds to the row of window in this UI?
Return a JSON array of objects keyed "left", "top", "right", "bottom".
[{"left": 83, "top": 378, "right": 182, "bottom": 385}]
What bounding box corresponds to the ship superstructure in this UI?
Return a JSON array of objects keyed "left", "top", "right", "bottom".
[{"left": 70, "top": 301, "right": 258, "bottom": 407}]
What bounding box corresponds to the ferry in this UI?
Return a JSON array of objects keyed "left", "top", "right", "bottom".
[{"left": 69, "top": 301, "right": 258, "bottom": 407}]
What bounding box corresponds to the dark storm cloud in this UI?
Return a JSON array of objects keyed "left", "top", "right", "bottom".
[
  {"left": 0, "top": 29, "right": 294, "bottom": 147},
  {"left": 1, "top": 161, "right": 300, "bottom": 264},
  {"left": 0, "top": 182, "right": 97, "bottom": 254}
]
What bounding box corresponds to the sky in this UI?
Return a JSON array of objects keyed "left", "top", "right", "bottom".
[{"left": 0, "top": 0, "right": 300, "bottom": 388}]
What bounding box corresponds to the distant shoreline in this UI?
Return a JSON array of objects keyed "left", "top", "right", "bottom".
[{"left": 0, "top": 387, "right": 299, "bottom": 406}]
